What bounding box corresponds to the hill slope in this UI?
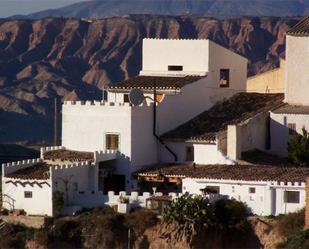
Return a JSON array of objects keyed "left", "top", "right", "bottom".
[
  {"left": 12, "top": 0, "right": 309, "bottom": 19},
  {"left": 0, "top": 16, "right": 299, "bottom": 143}
]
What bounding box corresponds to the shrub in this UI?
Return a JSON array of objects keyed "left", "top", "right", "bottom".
[
  {"left": 162, "top": 193, "right": 249, "bottom": 237},
  {"left": 53, "top": 191, "right": 64, "bottom": 217},
  {"left": 277, "top": 209, "right": 305, "bottom": 238},
  {"left": 288, "top": 127, "right": 309, "bottom": 165},
  {"left": 33, "top": 228, "right": 49, "bottom": 246},
  {"left": 162, "top": 192, "right": 214, "bottom": 226},
  {"left": 277, "top": 229, "right": 309, "bottom": 249}
]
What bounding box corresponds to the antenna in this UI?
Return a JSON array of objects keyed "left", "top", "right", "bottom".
[{"left": 128, "top": 88, "right": 145, "bottom": 106}]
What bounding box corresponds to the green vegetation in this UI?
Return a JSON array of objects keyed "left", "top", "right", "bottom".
[
  {"left": 276, "top": 209, "right": 307, "bottom": 249},
  {"left": 163, "top": 193, "right": 214, "bottom": 226},
  {"left": 53, "top": 191, "right": 64, "bottom": 217},
  {"left": 277, "top": 229, "right": 309, "bottom": 249},
  {"left": 162, "top": 193, "right": 249, "bottom": 235},
  {"left": 288, "top": 127, "right": 309, "bottom": 165},
  {"left": 276, "top": 209, "right": 305, "bottom": 238}
]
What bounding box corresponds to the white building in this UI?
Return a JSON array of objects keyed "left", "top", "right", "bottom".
[
  {"left": 61, "top": 38, "right": 248, "bottom": 191},
  {"left": 2, "top": 147, "right": 116, "bottom": 216},
  {"left": 136, "top": 164, "right": 308, "bottom": 216},
  {"left": 270, "top": 16, "right": 309, "bottom": 157},
  {"left": 3, "top": 31, "right": 309, "bottom": 217}
]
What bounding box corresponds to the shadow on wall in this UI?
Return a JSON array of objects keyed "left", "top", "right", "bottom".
[{"left": 270, "top": 118, "right": 291, "bottom": 158}]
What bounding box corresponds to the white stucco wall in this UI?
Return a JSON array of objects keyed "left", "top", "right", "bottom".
[
  {"left": 50, "top": 163, "right": 96, "bottom": 204},
  {"left": 239, "top": 112, "right": 269, "bottom": 152},
  {"left": 2, "top": 178, "right": 53, "bottom": 216},
  {"left": 131, "top": 104, "right": 158, "bottom": 171},
  {"left": 285, "top": 36, "right": 309, "bottom": 105},
  {"left": 140, "top": 39, "right": 209, "bottom": 76},
  {"left": 182, "top": 178, "right": 305, "bottom": 216},
  {"left": 160, "top": 141, "right": 234, "bottom": 165},
  {"left": 270, "top": 112, "right": 309, "bottom": 156},
  {"left": 61, "top": 101, "right": 132, "bottom": 185},
  {"left": 193, "top": 143, "right": 234, "bottom": 165},
  {"left": 155, "top": 42, "right": 247, "bottom": 135},
  {"left": 208, "top": 41, "right": 248, "bottom": 91}
]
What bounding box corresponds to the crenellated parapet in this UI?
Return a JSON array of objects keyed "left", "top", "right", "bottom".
[
  {"left": 40, "top": 146, "right": 65, "bottom": 159},
  {"left": 2, "top": 158, "right": 43, "bottom": 176},
  {"left": 62, "top": 100, "right": 154, "bottom": 108},
  {"left": 51, "top": 161, "right": 94, "bottom": 171},
  {"left": 94, "top": 150, "right": 117, "bottom": 162}
]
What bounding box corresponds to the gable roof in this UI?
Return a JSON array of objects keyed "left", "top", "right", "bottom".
[
  {"left": 286, "top": 16, "right": 309, "bottom": 36},
  {"left": 272, "top": 103, "right": 309, "bottom": 114},
  {"left": 109, "top": 75, "right": 205, "bottom": 91},
  {"left": 135, "top": 163, "right": 309, "bottom": 182},
  {"left": 162, "top": 93, "right": 284, "bottom": 142}
]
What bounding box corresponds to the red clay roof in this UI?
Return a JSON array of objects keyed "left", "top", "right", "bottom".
[
  {"left": 162, "top": 93, "right": 284, "bottom": 141},
  {"left": 6, "top": 162, "right": 51, "bottom": 180},
  {"left": 44, "top": 149, "right": 94, "bottom": 162},
  {"left": 287, "top": 16, "right": 309, "bottom": 36},
  {"left": 109, "top": 75, "right": 204, "bottom": 91},
  {"left": 136, "top": 163, "right": 309, "bottom": 182},
  {"left": 272, "top": 103, "right": 309, "bottom": 114}
]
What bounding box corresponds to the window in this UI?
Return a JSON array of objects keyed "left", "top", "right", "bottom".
[
  {"left": 288, "top": 123, "right": 296, "bottom": 135},
  {"left": 249, "top": 187, "right": 256, "bottom": 194},
  {"left": 24, "top": 191, "right": 32, "bottom": 198},
  {"left": 168, "top": 65, "right": 183, "bottom": 71},
  {"left": 106, "top": 134, "right": 119, "bottom": 150},
  {"left": 202, "top": 186, "right": 220, "bottom": 194},
  {"left": 185, "top": 146, "right": 194, "bottom": 161},
  {"left": 284, "top": 191, "right": 300, "bottom": 203},
  {"left": 156, "top": 94, "right": 164, "bottom": 103},
  {"left": 220, "top": 69, "right": 230, "bottom": 87},
  {"left": 123, "top": 94, "right": 130, "bottom": 103}
]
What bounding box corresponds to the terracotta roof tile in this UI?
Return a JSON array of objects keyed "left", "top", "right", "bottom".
[
  {"left": 272, "top": 103, "right": 309, "bottom": 114},
  {"left": 162, "top": 93, "right": 284, "bottom": 141},
  {"left": 287, "top": 16, "right": 309, "bottom": 36},
  {"left": 109, "top": 75, "right": 204, "bottom": 91},
  {"left": 6, "top": 162, "right": 51, "bottom": 180},
  {"left": 135, "top": 163, "right": 309, "bottom": 182},
  {"left": 44, "top": 149, "right": 94, "bottom": 162}
]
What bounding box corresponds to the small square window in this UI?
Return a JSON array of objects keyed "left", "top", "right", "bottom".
[
  {"left": 185, "top": 146, "right": 194, "bottom": 161},
  {"left": 24, "top": 191, "right": 32, "bottom": 198},
  {"left": 106, "top": 134, "right": 119, "bottom": 150},
  {"left": 123, "top": 94, "right": 130, "bottom": 103},
  {"left": 168, "top": 65, "right": 183, "bottom": 71},
  {"left": 288, "top": 123, "right": 296, "bottom": 135},
  {"left": 249, "top": 187, "right": 256, "bottom": 194},
  {"left": 202, "top": 186, "right": 220, "bottom": 195},
  {"left": 284, "top": 191, "right": 300, "bottom": 203},
  {"left": 220, "top": 69, "right": 230, "bottom": 88}
]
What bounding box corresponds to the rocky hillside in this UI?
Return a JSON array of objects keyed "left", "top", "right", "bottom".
[
  {"left": 12, "top": 0, "right": 309, "bottom": 19},
  {"left": 0, "top": 16, "right": 299, "bottom": 143}
]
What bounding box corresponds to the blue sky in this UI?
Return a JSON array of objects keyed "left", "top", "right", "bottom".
[{"left": 0, "top": 0, "right": 84, "bottom": 17}]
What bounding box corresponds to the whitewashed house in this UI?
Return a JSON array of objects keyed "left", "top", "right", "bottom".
[
  {"left": 270, "top": 16, "right": 309, "bottom": 156},
  {"left": 3, "top": 29, "right": 309, "bottom": 217},
  {"left": 2, "top": 147, "right": 117, "bottom": 216},
  {"left": 136, "top": 164, "right": 308, "bottom": 216},
  {"left": 61, "top": 38, "right": 248, "bottom": 192}
]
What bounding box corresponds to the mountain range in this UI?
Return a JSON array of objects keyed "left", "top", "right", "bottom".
[
  {"left": 10, "top": 0, "right": 309, "bottom": 19},
  {"left": 0, "top": 15, "right": 299, "bottom": 143}
]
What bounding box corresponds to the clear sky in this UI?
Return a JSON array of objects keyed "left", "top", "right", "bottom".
[{"left": 0, "top": 0, "right": 84, "bottom": 18}]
